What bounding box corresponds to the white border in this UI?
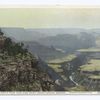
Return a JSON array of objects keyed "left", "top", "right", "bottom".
[
  {"left": 0, "top": 0, "right": 100, "bottom": 100},
  {"left": 0, "top": 0, "right": 100, "bottom": 5}
]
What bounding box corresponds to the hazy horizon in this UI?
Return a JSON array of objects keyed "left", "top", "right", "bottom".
[{"left": 0, "top": 8, "right": 100, "bottom": 28}]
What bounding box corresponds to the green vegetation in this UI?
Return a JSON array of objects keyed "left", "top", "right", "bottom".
[
  {"left": 47, "top": 54, "right": 77, "bottom": 81},
  {"left": 48, "top": 63, "right": 68, "bottom": 80},
  {"left": 80, "top": 59, "right": 100, "bottom": 72},
  {"left": 0, "top": 30, "right": 29, "bottom": 57},
  {"left": 0, "top": 30, "right": 55, "bottom": 91},
  {"left": 47, "top": 54, "right": 76, "bottom": 64},
  {"left": 88, "top": 75, "right": 100, "bottom": 80},
  {"left": 3, "top": 38, "right": 28, "bottom": 56},
  {"left": 77, "top": 48, "right": 100, "bottom": 53},
  {"left": 0, "top": 29, "right": 99, "bottom": 91},
  {"left": 48, "top": 64, "right": 63, "bottom": 73},
  {"left": 66, "top": 85, "right": 87, "bottom": 91}
]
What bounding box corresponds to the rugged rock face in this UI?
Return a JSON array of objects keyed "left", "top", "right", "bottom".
[
  {"left": 0, "top": 31, "right": 55, "bottom": 91},
  {"left": 0, "top": 53, "right": 55, "bottom": 91}
]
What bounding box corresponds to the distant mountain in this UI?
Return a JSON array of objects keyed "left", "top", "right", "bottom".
[
  {"left": 27, "top": 28, "right": 100, "bottom": 36},
  {"left": 23, "top": 41, "right": 66, "bottom": 61},
  {"left": 38, "top": 33, "right": 96, "bottom": 53},
  {"left": 27, "top": 28, "right": 86, "bottom": 36},
  {"left": 1, "top": 27, "right": 49, "bottom": 41},
  {"left": 1, "top": 27, "right": 100, "bottom": 42}
]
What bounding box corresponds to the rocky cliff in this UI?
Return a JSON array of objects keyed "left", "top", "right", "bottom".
[{"left": 0, "top": 31, "right": 55, "bottom": 91}]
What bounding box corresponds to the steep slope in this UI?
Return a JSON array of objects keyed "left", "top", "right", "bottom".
[
  {"left": 23, "top": 41, "right": 66, "bottom": 61},
  {"left": 0, "top": 32, "right": 55, "bottom": 91}
]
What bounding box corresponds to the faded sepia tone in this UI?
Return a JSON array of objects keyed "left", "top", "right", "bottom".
[
  {"left": 0, "top": 6, "right": 100, "bottom": 92},
  {"left": 0, "top": 7, "right": 100, "bottom": 28}
]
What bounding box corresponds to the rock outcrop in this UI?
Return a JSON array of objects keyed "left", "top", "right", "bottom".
[{"left": 0, "top": 31, "right": 55, "bottom": 91}]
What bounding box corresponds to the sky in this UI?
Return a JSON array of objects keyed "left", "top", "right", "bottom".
[
  {"left": 0, "top": 7, "right": 100, "bottom": 28},
  {"left": 0, "top": 0, "right": 100, "bottom": 5}
]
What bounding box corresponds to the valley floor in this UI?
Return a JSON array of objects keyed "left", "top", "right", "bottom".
[{"left": 46, "top": 48, "right": 100, "bottom": 91}]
